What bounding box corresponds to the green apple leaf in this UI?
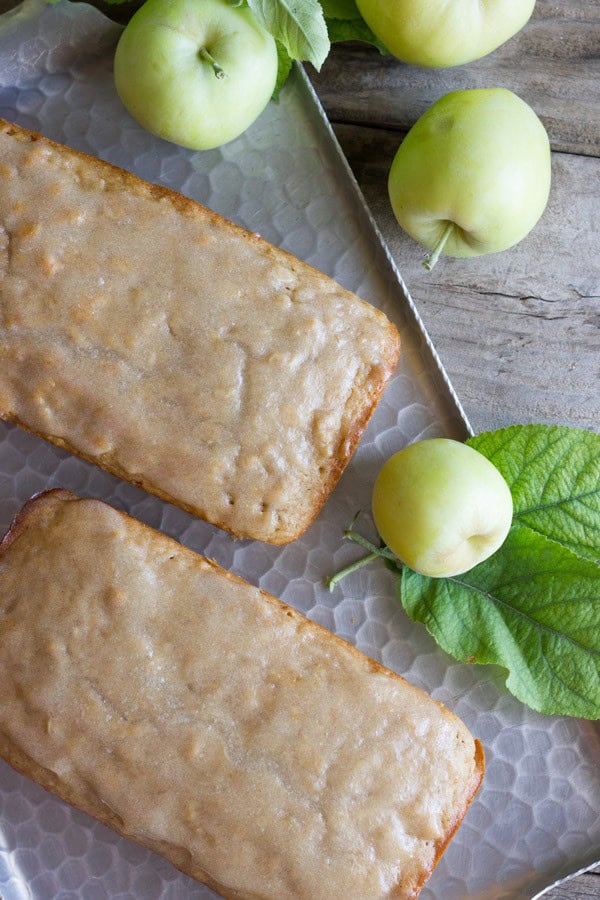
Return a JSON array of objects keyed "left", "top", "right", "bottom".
[
  {"left": 327, "top": 423, "right": 600, "bottom": 718},
  {"left": 320, "top": 0, "right": 388, "bottom": 52},
  {"left": 325, "top": 16, "right": 388, "bottom": 53},
  {"left": 246, "top": 0, "right": 330, "bottom": 70},
  {"left": 469, "top": 425, "right": 600, "bottom": 562},
  {"left": 399, "top": 524, "right": 600, "bottom": 719},
  {"left": 320, "top": 0, "right": 361, "bottom": 18},
  {"left": 272, "top": 39, "right": 294, "bottom": 99}
]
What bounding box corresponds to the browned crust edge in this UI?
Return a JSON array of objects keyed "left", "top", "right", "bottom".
[
  {"left": 0, "top": 490, "right": 483, "bottom": 899},
  {"left": 0, "top": 412, "right": 249, "bottom": 543},
  {"left": 307, "top": 335, "right": 400, "bottom": 541},
  {"left": 0, "top": 117, "right": 401, "bottom": 545},
  {"left": 413, "top": 739, "right": 485, "bottom": 898},
  {"left": 0, "top": 734, "right": 252, "bottom": 900}
]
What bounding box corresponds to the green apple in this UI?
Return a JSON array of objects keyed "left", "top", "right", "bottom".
[
  {"left": 355, "top": 0, "right": 536, "bottom": 68},
  {"left": 372, "top": 439, "right": 513, "bottom": 577},
  {"left": 387, "top": 88, "right": 551, "bottom": 268},
  {"left": 114, "top": 0, "right": 278, "bottom": 150}
]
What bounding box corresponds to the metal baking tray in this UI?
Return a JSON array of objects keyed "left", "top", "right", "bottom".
[{"left": 0, "top": 1, "right": 598, "bottom": 897}]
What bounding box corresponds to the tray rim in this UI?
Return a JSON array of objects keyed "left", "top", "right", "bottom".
[{"left": 294, "top": 62, "right": 473, "bottom": 441}]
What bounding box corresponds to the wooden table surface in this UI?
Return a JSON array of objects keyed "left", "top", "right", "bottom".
[
  {"left": 0, "top": 0, "right": 597, "bottom": 897},
  {"left": 309, "top": 2, "right": 600, "bottom": 896},
  {"left": 310, "top": 0, "right": 600, "bottom": 439}
]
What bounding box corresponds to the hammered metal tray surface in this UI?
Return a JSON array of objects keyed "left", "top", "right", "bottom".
[{"left": 0, "top": 2, "right": 598, "bottom": 898}]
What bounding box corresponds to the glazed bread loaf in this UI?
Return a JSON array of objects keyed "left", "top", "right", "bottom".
[
  {"left": 0, "top": 119, "right": 399, "bottom": 544},
  {"left": 0, "top": 491, "right": 484, "bottom": 899}
]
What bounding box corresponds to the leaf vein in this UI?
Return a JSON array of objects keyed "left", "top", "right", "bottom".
[
  {"left": 448, "top": 576, "right": 600, "bottom": 659},
  {"left": 516, "top": 486, "right": 600, "bottom": 519}
]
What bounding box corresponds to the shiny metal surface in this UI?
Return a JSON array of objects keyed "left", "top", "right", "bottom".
[{"left": 0, "top": 2, "right": 598, "bottom": 898}]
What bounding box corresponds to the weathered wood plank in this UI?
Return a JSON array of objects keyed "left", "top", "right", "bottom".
[
  {"left": 332, "top": 122, "right": 600, "bottom": 435},
  {"left": 544, "top": 870, "right": 600, "bottom": 900},
  {"left": 311, "top": 0, "right": 600, "bottom": 157}
]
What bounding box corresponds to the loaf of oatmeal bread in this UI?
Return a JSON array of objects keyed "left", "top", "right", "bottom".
[
  {"left": 0, "top": 491, "right": 483, "bottom": 900},
  {"left": 0, "top": 119, "right": 399, "bottom": 544}
]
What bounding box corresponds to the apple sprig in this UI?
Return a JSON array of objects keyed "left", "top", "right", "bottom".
[
  {"left": 238, "top": 0, "right": 385, "bottom": 92},
  {"left": 327, "top": 425, "right": 600, "bottom": 720},
  {"left": 221, "top": 0, "right": 384, "bottom": 91}
]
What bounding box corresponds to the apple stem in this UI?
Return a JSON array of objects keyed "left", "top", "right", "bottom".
[
  {"left": 423, "top": 221, "right": 453, "bottom": 271},
  {"left": 343, "top": 530, "right": 398, "bottom": 561},
  {"left": 325, "top": 529, "right": 401, "bottom": 592},
  {"left": 198, "top": 48, "right": 226, "bottom": 79},
  {"left": 326, "top": 551, "right": 380, "bottom": 592}
]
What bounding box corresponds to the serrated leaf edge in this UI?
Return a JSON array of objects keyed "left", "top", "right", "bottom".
[
  {"left": 467, "top": 424, "right": 600, "bottom": 563},
  {"left": 397, "top": 525, "right": 600, "bottom": 720},
  {"left": 247, "top": 0, "right": 330, "bottom": 69}
]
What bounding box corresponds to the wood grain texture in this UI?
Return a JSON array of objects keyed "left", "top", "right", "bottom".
[
  {"left": 544, "top": 871, "right": 600, "bottom": 900},
  {"left": 310, "top": 0, "right": 600, "bottom": 156}
]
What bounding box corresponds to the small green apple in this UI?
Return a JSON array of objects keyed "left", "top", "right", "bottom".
[
  {"left": 355, "top": 0, "right": 536, "bottom": 68},
  {"left": 387, "top": 88, "right": 551, "bottom": 268},
  {"left": 114, "top": 0, "right": 278, "bottom": 150},
  {"left": 372, "top": 439, "right": 513, "bottom": 577}
]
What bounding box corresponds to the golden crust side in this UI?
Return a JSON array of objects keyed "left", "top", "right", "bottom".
[
  {"left": 308, "top": 330, "right": 400, "bottom": 534},
  {"left": 412, "top": 739, "right": 484, "bottom": 898},
  {"left": 0, "top": 491, "right": 482, "bottom": 899},
  {"left": 0, "top": 379, "right": 402, "bottom": 547},
  {"left": 0, "top": 488, "right": 68, "bottom": 554},
  {"left": 0, "top": 413, "right": 243, "bottom": 542},
  {"left": 0, "top": 118, "right": 400, "bottom": 545},
  {"left": 0, "top": 734, "right": 251, "bottom": 900},
  {"left": 3, "top": 727, "right": 479, "bottom": 900},
  {"left": 0, "top": 345, "right": 400, "bottom": 548}
]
